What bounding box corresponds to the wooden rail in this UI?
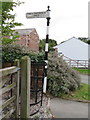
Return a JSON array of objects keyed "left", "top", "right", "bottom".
[
  {"left": 0, "top": 65, "right": 20, "bottom": 119},
  {"left": 61, "top": 55, "right": 89, "bottom": 68}
]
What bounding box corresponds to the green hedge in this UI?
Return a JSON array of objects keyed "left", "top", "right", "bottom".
[{"left": 2, "top": 44, "right": 44, "bottom": 63}]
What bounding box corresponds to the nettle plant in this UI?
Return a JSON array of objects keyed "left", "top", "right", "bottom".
[{"left": 47, "top": 52, "right": 81, "bottom": 96}]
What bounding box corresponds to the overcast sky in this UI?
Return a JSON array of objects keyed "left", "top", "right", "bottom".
[{"left": 14, "top": 0, "right": 89, "bottom": 44}]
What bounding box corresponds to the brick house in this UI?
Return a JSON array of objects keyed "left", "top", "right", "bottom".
[{"left": 15, "top": 28, "right": 40, "bottom": 52}]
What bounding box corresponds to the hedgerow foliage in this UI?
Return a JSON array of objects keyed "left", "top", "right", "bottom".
[
  {"left": 2, "top": 44, "right": 44, "bottom": 63},
  {"left": 47, "top": 52, "right": 81, "bottom": 96},
  {"left": 2, "top": 44, "right": 81, "bottom": 96}
]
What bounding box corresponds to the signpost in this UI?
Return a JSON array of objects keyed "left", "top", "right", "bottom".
[
  {"left": 26, "top": 6, "right": 51, "bottom": 93},
  {"left": 26, "top": 11, "right": 47, "bottom": 18}
]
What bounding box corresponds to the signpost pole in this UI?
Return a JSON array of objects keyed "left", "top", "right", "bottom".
[
  {"left": 43, "top": 6, "right": 51, "bottom": 93},
  {"left": 26, "top": 6, "right": 51, "bottom": 93}
]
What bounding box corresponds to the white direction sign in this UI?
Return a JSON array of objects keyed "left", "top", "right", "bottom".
[{"left": 26, "top": 11, "right": 48, "bottom": 18}]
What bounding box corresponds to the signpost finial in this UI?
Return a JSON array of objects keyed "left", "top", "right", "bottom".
[{"left": 47, "top": 6, "right": 50, "bottom": 11}]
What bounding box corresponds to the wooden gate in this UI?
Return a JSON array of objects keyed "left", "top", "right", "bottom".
[
  {"left": 0, "top": 56, "right": 45, "bottom": 119},
  {"left": 0, "top": 56, "right": 31, "bottom": 119}
]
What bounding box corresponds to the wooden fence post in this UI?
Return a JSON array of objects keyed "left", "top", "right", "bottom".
[
  {"left": 69, "top": 59, "right": 71, "bottom": 67},
  {"left": 77, "top": 60, "right": 79, "bottom": 68},
  {"left": 14, "top": 59, "right": 20, "bottom": 118},
  {"left": 85, "top": 60, "right": 86, "bottom": 69},
  {"left": 20, "top": 56, "right": 31, "bottom": 118}
]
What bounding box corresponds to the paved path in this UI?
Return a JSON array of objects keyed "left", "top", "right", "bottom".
[
  {"left": 50, "top": 98, "right": 88, "bottom": 118},
  {"left": 80, "top": 74, "right": 89, "bottom": 84}
]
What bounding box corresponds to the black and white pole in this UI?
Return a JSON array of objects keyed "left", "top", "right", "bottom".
[{"left": 43, "top": 6, "right": 51, "bottom": 93}]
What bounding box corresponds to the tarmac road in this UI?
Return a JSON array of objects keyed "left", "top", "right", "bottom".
[
  {"left": 50, "top": 74, "right": 89, "bottom": 118},
  {"left": 50, "top": 98, "right": 88, "bottom": 118}
]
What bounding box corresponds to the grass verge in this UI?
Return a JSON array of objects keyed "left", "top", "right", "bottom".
[
  {"left": 61, "top": 83, "right": 90, "bottom": 101},
  {"left": 73, "top": 68, "right": 90, "bottom": 75}
]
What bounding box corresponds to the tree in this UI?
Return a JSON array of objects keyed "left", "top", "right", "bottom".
[
  {"left": 1, "top": 0, "right": 24, "bottom": 44},
  {"left": 78, "top": 37, "right": 90, "bottom": 44},
  {"left": 39, "top": 39, "right": 57, "bottom": 52}
]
